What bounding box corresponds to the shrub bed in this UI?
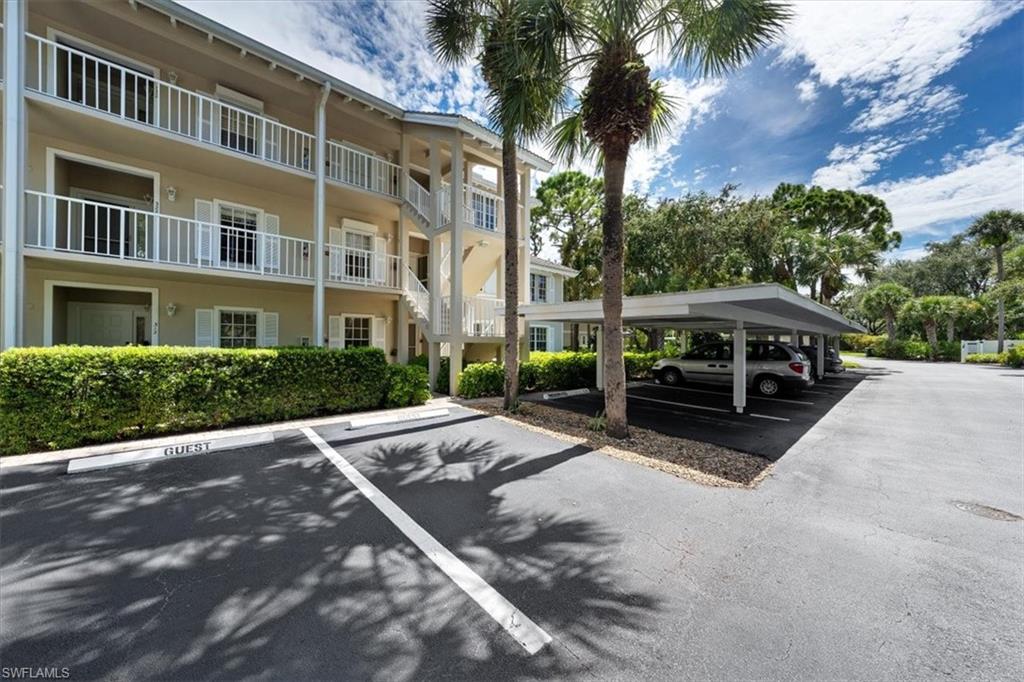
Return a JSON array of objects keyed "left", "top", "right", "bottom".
[
  {"left": 457, "top": 350, "right": 671, "bottom": 399},
  {"left": 0, "top": 346, "right": 428, "bottom": 455},
  {"left": 965, "top": 352, "right": 1006, "bottom": 365},
  {"left": 841, "top": 333, "right": 886, "bottom": 353},
  {"left": 868, "top": 338, "right": 961, "bottom": 361}
]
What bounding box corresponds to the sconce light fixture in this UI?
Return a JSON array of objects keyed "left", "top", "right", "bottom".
[
  {"left": 166, "top": 186, "right": 178, "bottom": 202},
  {"left": 168, "top": 72, "right": 179, "bottom": 85},
  {"left": 166, "top": 302, "right": 178, "bottom": 317}
]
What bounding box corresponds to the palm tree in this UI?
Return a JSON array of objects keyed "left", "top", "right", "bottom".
[
  {"left": 968, "top": 210, "right": 1024, "bottom": 352},
  {"left": 427, "top": 0, "right": 578, "bottom": 409},
  {"left": 900, "top": 296, "right": 947, "bottom": 352},
  {"left": 549, "top": 0, "right": 790, "bottom": 438},
  {"left": 860, "top": 282, "right": 912, "bottom": 339}
]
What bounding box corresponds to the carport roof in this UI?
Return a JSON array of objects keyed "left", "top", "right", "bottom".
[{"left": 519, "top": 283, "right": 865, "bottom": 335}]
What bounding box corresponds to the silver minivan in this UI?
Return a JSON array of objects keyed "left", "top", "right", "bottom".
[{"left": 652, "top": 341, "right": 812, "bottom": 396}]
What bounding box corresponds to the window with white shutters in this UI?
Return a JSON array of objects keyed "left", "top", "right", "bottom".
[{"left": 529, "top": 326, "right": 549, "bottom": 352}]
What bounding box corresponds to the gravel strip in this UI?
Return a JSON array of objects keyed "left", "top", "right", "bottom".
[{"left": 467, "top": 399, "right": 773, "bottom": 488}]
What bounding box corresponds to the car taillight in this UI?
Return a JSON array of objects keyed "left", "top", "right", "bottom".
[{"left": 788, "top": 362, "right": 804, "bottom": 374}]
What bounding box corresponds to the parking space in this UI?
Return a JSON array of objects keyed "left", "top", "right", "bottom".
[{"left": 525, "top": 372, "right": 868, "bottom": 459}]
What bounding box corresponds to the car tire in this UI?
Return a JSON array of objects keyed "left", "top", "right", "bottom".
[
  {"left": 659, "top": 367, "right": 684, "bottom": 386},
  {"left": 755, "top": 375, "right": 781, "bottom": 396}
]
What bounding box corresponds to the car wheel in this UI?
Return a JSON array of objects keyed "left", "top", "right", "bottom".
[
  {"left": 756, "top": 376, "right": 780, "bottom": 396},
  {"left": 659, "top": 367, "right": 683, "bottom": 386}
]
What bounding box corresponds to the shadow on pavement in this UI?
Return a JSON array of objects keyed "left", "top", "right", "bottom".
[{"left": 0, "top": 425, "right": 659, "bottom": 680}]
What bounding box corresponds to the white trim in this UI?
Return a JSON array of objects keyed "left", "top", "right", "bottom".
[
  {"left": 46, "top": 147, "right": 160, "bottom": 212},
  {"left": 43, "top": 280, "right": 159, "bottom": 346},
  {"left": 212, "top": 304, "right": 264, "bottom": 347},
  {"left": 46, "top": 27, "right": 160, "bottom": 78},
  {"left": 214, "top": 83, "right": 264, "bottom": 113},
  {"left": 340, "top": 217, "right": 379, "bottom": 234},
  {"left": 68, "top": 187, "right": 152, "bottom": 212},
  {"left": 338, "top": 313, "right": 373, "bottom": 348},
  {"left": 213, "top": 198, "right": 266, "bottom": 228}
]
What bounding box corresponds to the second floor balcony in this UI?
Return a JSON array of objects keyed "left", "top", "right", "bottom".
[{"left": 24, "top": 191, "right": 400, "bottom": 289}]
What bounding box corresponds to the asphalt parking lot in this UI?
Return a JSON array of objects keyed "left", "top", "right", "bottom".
[
  {"left": 526, "top": 372, "right": 868, "bottom": 459},
  {"left": 1, "top": 359, "right": 1021, "bottom": 680}
]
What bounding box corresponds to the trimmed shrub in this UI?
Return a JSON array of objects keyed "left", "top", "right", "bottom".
[
  {"left": 841, "top": 333, "right": 886, "bottom": 352},
  {"left": 0, "top": 346, "right": 427, "bottom": 455},
  {"left": 458, "top": 362, "right": 505, "bottom": 399},
  {"left": 869, "top": 337, "right": 932, "bottom": 360},
  {"left": 455, "top": 351, "right": 671, "bottom": 398},
  {"left": 411, "top": 353, "right": 451, "bottom": 394},
  {"left": 1005, "top": 346, "right": 1024, "bottom": 369},
  {"left": 965, "top": 352, "right": 1006, "bottom": 365},
  {"left": 383, "top": 364, "right": 431, "bottom": 407}
]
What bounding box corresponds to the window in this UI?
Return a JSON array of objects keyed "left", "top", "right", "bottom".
[
  {"left": 765, "top": 344, "right": 792, "bottom": 361},
  {"left": 219, "top": 204, "right": 258, "bottom": 267},
  {"left": 219, "top": 310, "right": 258, "bottom": 348},
  {"left": 344, "top": 315, "right": 372, "bottom": 347},
  {"left": 55, "top": 37, "right": 155, "bottom": 122},
  {"left": 530, "top": 273, "right": 548, "bottom": 303},
  {"left": 216, "top": 85, "right": 263, "bottom": 156},
  {"left": 529, "top": 326, "right": 548, "bottom": 352},
  {"left": 685, "top": 344, "right": 720, "bottom": 360},
  {"left": 344, "top": 230, "right": 373, "bottom": 281}
]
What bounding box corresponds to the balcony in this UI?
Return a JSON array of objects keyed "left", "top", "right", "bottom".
[
  {"left": 25, "top": 33, "right": 315, "bottom": 174},
  {"left": 326, "top": 243, "right": 401, "bottom": 290},
  {"left": 433, "top": 294, "right": 505, "bottom": 337},
  {"left": 326, "top": 140, "right": 401, "bottom": 197},
  {"left": 438, "top": 183, "right": 504, "bottom": 233}
]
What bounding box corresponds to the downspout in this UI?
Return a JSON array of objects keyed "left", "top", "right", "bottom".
[{"left": 313, "top": 82, "right": 331, "bottom": 346}]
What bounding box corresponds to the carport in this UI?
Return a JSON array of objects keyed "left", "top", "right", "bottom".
[{"left": 520, "top": 283, "right": 865, "bottom": 414}]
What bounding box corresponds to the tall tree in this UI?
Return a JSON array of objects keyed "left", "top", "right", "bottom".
[
  {"left": 550, "top": 0, "right": 789, "bottom": 438},
  {"left": 772, "top": 184, "right": 901, "bottom": 304},
  {"left": 427, "top": 0, "right": 577, "bottom": 409},
  {"left": 967, "top": 209, "right": 1024, "bottom": 351},
  {"left": 900, "top": 296, "right": 947, "bottom": 352},
  {"left": 860, "top": 282, "right": 912, "bottom": 339}
]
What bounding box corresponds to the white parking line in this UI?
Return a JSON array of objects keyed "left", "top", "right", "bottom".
[
  {"left": 301, "top": 427, "right": 552, "bottom": 655},
  {"left": 627, "top": 394, "right": 731, "bottom": 413},
  {"left": 749, "top": 413, "right": 791, "bottom": 422},
  {"left": 641, "top": 383, "right": 815, "bottom": 406}
]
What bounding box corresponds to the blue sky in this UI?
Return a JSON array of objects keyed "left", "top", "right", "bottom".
[{"left": 183, "top": 0, "right": 1024, "bottom": 260}]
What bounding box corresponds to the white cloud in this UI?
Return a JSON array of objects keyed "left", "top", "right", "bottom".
[
  {"left": 863, "top": 125, "right": 1024, "bottom": 236},
  {"left": 795, "top": 78, "right": 818, "bottom": 103},
  {"left": 778, "top": 0, "right": 1020, "bottom": 130},
  {"left": 811, "top": 136, "right": 909, "bottom": 188},
  {"left": 625, "top": 78, "right": 724, "bottom": 194},
  {"left": 181, "top": 0, "right": 491, "bottom": 122}
]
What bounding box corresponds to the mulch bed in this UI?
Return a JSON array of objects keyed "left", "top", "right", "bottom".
[{"left": 467, "top": 398, "right": 773, "bottom": 488}]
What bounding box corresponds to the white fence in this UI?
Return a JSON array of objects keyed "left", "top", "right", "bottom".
[{"left": 960, "top": 339, "right": 1023, "bottom": 362}]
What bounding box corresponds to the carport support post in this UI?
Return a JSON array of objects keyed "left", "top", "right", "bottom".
[
  {"left": 733, "top": 321, "right": 746, "bottom": 414},
  {"left": 790, "top": 329, "right": 800, "bottom": 346},
  {"left": 816, "top": 333, "right": 826, "bottom": 381},
  {"left": 595, "top": 327, "right": 604, "bottom": 389}
]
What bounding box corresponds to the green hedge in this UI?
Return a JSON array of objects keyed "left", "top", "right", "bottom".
[
  {"left": 457, "top": 351, "right": 671, "bottom": 399},
  {"left": 841, "top": 333, "right": 886, "bottom": 352},
  {"left": 965, "top": 352, "right": 1005, "bottom": 365},
  {"left": 868, "top": 338, "right": 960, "bottom": 361},
  {"left": 383, "top": 364, "right": 431, "bottom": 408},
  {"left": 0, "top": 346, "right": 429, "bottom": 455}
]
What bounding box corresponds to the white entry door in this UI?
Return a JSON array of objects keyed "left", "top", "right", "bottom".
[{"left": 69, "top": 303, "right": 148, "bottom": 346}]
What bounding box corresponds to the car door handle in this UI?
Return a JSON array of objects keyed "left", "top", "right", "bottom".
[
  {"left": 718, "top": 364, "right": 728, "bottom": 368},
  {"left": 706, "top": 363, "right": 717, "bottom": 367}
]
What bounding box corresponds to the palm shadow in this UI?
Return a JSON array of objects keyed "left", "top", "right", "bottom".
[{"left": 1, "top": 422, "right": 659, "bottom": 680}]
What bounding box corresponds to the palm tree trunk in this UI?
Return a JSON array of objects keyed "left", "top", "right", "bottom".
[
  {"left": 501, "top": 138, "right": 519, "bottom": 411},
  {"left": 601, "top": 149, "right": 629, "bottom": 439},
  {"left": 570, "top": 322, "right": 580, "bottom": 351},
  {"left": 885, "top": 312, "right": 896, "bottom": 340},
  {"left": 946, "top": 318, "right": 955, "bottom": 342},
  {"left": 925, "top": 321, "right": 938, "bottom": 349},
  {"left": 996, "top": 245, "right": 1006, "bottom": 353}
]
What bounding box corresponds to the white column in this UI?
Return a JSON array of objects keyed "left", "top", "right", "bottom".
[
  {"left": 790, "top": 329, "right": 800, "bottom": 347},
  {"left": 428, "top": 136, "right": 442, "bottom": 331},
  {"left": 313, "top": 83, "right": 331, "bottom": 346},
  {"left": 816, "top": 332, "right": 826, "bottom": 381},
  {"left": 733, "top": 321, "right": 747, "bottom": 414},
  {"left": 397, "top": 207, "right": 410, "bottom": 363},
  {"left": 595, "top": 326, "right": 604, "bottom": 389},
  {"left": 428, "top": 341, "right": 441, "bottom": 392},
  {"left": 3, "top": 0, "right": 27, "bottom": 349},
  {"left": 447, "top": 133, "right": 464, "bottom": 395}
]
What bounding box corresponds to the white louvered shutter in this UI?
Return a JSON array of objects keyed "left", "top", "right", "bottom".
[
  {"left": 260, "top": 312, "right": 279, "bottom": 347},
  {"left": 195, "top": 308, "right": 215, "bottom": 346},
  {"left": 199, "top": 97, "right": 221, "bottom": 145},
  {"left": 328, "top": 315, "right": 343, "bottom": 349},
  {"left": 372, "top": 317, "right": 387, "bottom": 351},
  {"left": 263, "top": 213, "right": 281, "bottom": 272},
  {"left": 329, "top": 227, "right": 343, "bottom": 279},
  {"left": 195, "top": 199, "right": 215, "bottom": 263},
  {"left": 373, "top": 236, "right": 387, "bottom": 285}
]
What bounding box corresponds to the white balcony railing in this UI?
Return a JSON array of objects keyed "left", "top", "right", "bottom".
[
  {"left": 326, "top": 141, "right": 400, "bottom": 196},
  {"left": 25, "top": 33, "right": 315, "bottom": 173},
  {"left": 436, "top": 183, "right": 504, "bottom": 233},
  {"left": 464, "top": 295, "right": 505, "bottom": 336},
  {"left": 326, "top": 243, "right": 401, "bottom": 289},
  {"left": 405, "top": 174, "right": 431, "bottom": 224},
  {"left": 25, "top": 190, "right": 314, "bottom": 280}
]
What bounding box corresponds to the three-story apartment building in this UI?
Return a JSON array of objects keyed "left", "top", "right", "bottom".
[{"left": 0, "top": 0, "right": 552, "bottom": 394}]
